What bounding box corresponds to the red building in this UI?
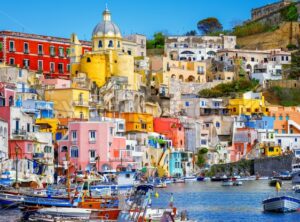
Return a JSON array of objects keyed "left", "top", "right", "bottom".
[
  {"left": 153, "top": 117, "right": 185, "bottom": 150},
  {"left": 0, "top": 31, "right": 91, "bottom": 79}
]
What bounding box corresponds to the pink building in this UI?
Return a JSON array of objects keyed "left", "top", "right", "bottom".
[
  {"left": 153, "top": 118, "right": 185, "bottom": 150},
  {"left": 0, "top": 82, "right": 16, "bottom": 107},
  {"left": 231, "top": 128, "right": 258, "bottom": 162},
  {"left": 58, "top": 121, "right": 134, "bottom": 172}
]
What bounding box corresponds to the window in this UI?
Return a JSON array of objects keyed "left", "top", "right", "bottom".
[
  {"left": 295, "top": 138, "right": 298, "bottom": 142},
  {"left": 275, "top": 129, "right": 278, "bottom": 134},
  {"left": 281, "top": 56, "right": 284, "bottom": 61},
  {"left": 98, "top": 40, "right": 102, "bottom": 48},
  {"left": 80, "top": 112, "right": 84, "bottom": 119},
  {"left": 87, "top": 57, "right": 91, "bottom": 63},
  {"left": 185, "top": 101, "right": 189, "bottom": 107},
  {"left": 58, "top": 47, "right": 64, "bottom": 57},
  {"left": 282, "top": 130, "right": 286, "bottom": 134},
  {"left": 90, "top": 150, "right": 96, "bottom": 158},
  {"left": 9, "top": 41, "right": 15, "bottom": 52},
  {"left": 50, "top": 46, "right": 55, "bottom": 56},
  {"left": 61, "top": 146, "right": 68, "bottom": 152},
  {"left": 119, "top": 123, "right": 124, "bottom": 130},
  {"left": 269, "top": 147, "right": 274, "bottom": 152},
  {"left": 110, "top": 127, "right": 114, "bottom": 135},
  {"left": 27, "top": 144, "right": 32, "bottom": 153},
  {"left": 23, "top": 59, "right": 30, "bottom": 68},
  {"left": 71, "top": 131, "right": 77, "bottom": 140},
  {"left": 108, "top": 40, "right": 113, "bottom": 47},
  {"left": 58, "top": 63, "right": 64, "bottom": 73},
  {"left": 251, "top": 57, "right": 255, "bottom": 62},
  {"left": 9, "top": 58, "right": 15, "bottom": 65},
  {"left": 127, "top": 50, "right": 132, "bottom": 55},
  {"left": 38, "top": 44, "right": 43, "bottom": 55},
  {"left": 38, "top": 60, "right": 43, "bottom": 71},
  {"left": 117, "top": 41, "right": 120, "bottom": 48},
  {"left": 67, "top": 64, "right": 70, "bottom": 72},
  {"left": 71, "top": 147, "right": 79, "bottom": 158},
  {"left": 286, "top": 56, "right": 289, "bottom": 61},
  {"left": 279, "top": 116, "right": 283, "bottom": 120},
  {"left": 66, "top": 48, "right": 70, "bottom": 56},
  {"left": 201, "top": 140, "right": 207, "bottom": 145},
  {"left": 50, "top": 62, "right": 55, "bottom": 72},
  {"left": 27, "top": 123, "right": 30, "bottom": 133},
  {"left": 216, "top": 122, "right": 220, "bottom": 127},
  {"left": 141, "top": 123, "right": 147, "bottom": 129},
  {"left": 89, "top": 130, "right": 96, "bottom": 141},
  {"left": 286, "top": 115, "right": 289, "bottom": 120},
  {"left": 44, "top": 146, "right": 52, "bottom": 153},
  {"left": 24, "top": 42, "right": 29, "bottom": 54}
]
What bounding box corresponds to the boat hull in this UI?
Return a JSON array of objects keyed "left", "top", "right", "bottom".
[{"left": 263, "top": 196, "right": 300, "bottom": 213}]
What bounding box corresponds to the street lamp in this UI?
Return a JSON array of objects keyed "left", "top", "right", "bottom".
[{"left": 14, "top": 144, "right": 22, "bottom": 189}]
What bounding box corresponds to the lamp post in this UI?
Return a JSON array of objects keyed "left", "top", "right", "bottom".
[{"left": 15, "top": 145, "right": 21, "bottom": 189}]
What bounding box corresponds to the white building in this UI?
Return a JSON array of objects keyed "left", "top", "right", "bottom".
[
  {"left": 251, "top": 64, "right": 283, "bottom": 87},
  {"left": 0, "top": 118, "right": 8, "bottom": 159},
  {"left": 165, "top": 35, "right": 236, "bottom": 61}
]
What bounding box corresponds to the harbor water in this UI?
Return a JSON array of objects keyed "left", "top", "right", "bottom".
[{"left": 1, "top": 180, "right": 300, "bottom": 221}]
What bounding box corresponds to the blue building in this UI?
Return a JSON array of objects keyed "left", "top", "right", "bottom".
[
  {"left": 242, "top": 115, "right": 274, "bottom": 130},
  {"left": 19, "top": 99, "right": 54, "bottom": 118},
  {"left": 169, "top": 151, "right": 183, "bottom": 177}
]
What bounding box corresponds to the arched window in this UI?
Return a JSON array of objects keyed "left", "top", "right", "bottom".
[
  {"left": 8, "top": 96, "right": 14, "bottom": 107},
  {"left": 117, "top": 41, "right": 120, "bottom": 48},
  {"left": 86, "top": 57, "right": 91, "bottom": 63},
  {"left": 61, "top": 146, "right": 68, "bottom": 152},
  {"left": 108, "top": 40, "right": 113, "bottom": 48},
  {"left": 98, "top": 40, "right": 102, "bottom": 48},
  {"left": 71, "top": 146, "right": 79, "bottom": 158}
]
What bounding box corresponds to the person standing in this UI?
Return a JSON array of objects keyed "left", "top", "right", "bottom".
[{"left": 169, "top": 193, "right": 174, "bottom": 208}]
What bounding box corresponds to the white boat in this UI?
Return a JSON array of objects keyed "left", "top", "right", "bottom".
[
  {"left": 263, "top": 196, "right": 300, "bottom": 213},
  {"left": 183, "top": 176, "right": 197, "bottom": 182},
  {"left": 34, "top": 207, "right": 92, "bottom": 218},
  {"left": 222, "top": 180, "right": 233, "bottom": 186},
  {"left": 233, "top": 181, "right": 243, "bottom": 186},
  {"left": 292, "top": 171, "right": 300, "bottom": 184},
  {"left": 293, "top": 185, "right": 300, "bottom": 193}
]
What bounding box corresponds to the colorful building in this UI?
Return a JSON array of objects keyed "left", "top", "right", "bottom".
[
  {"left": 105, "top": 112, "right": 153, "bottom": 133},
  {"left": 228, "top": 92, "right": 269, "bottom": 116},
  {"left": 57, "top": 121, "right": 134, "bottom": 172},
  {"left": 19, "top": 99, "right": 54, "bottom": 119},
  {"left": 45, "top": 87, "right": 90, "bottom": 119},
  {"left": 153, "top": 118, "right": 185, "bottom": 150},
  {"left": 260, "top": 142, "right": 282, "bottom": 157},
  {"left": 169, "top": 151, "right": 183, "bottom": 177},
  {"left": 70, "top": 8, "right": 143, "bottom": 90},
  {"left": 0, "top": 118, "right": 8, "bottom": 158},
  {"left": 0, "top": 30, "right": 91, "bottom": 79},
  {"left": 268, "top": 106, "right": 300, "bottom": 134}
]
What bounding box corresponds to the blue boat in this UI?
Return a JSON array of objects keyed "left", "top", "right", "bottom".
[
  {"left": 263, "top": 196, "right": 300, "bottom": 213},
  {"left": 0, "top": 192, "right": 24, "bottom": 207}
]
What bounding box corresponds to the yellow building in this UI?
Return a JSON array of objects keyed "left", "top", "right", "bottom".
[
  {"left": 45, "top": 88, "right": 90, "bottom": 119},
  {"left": 228, "top": 91, "right": 269, "bottom": 116},
  {"left": 105, "top": 112, "right": 153, "bottom": 133},
  {"left": 145, "top": 147, "right": 170, "bottom": 177},
  {"left": 163, "top": 57, "right": 207, "bottom": 87},
  {"left": 70, "top": 7, "right": 142, "bottom": 91},
  {"left": 260, "top": 143, "right": 282, "bottom": 157}
]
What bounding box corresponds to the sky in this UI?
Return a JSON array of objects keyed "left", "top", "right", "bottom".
[{"left": 0, "top": 0, "right": 275, "bottom": 40}]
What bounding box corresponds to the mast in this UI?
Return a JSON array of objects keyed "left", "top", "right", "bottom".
[{"left": 66, "top": 152, "right": 70, "bottom": 199}]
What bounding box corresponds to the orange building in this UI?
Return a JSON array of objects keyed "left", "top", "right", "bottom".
[
  {"left": 153, "top": 118, "right": 185, "bottom": 150},
  {"left": 105, "top": 112, "right": 153, "bottom": 133},
  {"left": 268, "top": 106, "right": 300, "bottom": 134}
]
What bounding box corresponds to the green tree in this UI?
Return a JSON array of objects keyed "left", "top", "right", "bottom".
[
  {"left": 185, "top": 30, "right": 197, "bottom": 36},
  {"left": 197, "top": 17, "right": 223, "bottom": 35},
  {"left": 281, "top": 3, "right": 299, "bottom": 22},
  {"left": 146, "top": 32, "right": 165, "bottom": 49}
]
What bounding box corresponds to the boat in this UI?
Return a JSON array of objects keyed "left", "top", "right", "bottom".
[
  {"left": 292, "top": 171, "right": 300, "bottom": 184},
  {"left": 0, "top": 191, "right": 25, "bottom": 207},
  {"left": 233, "top": 181, "right": 243, "bottom": 186},
  {"left": 172, "top": 178, "right": 185, "bottom": 183},
  {"left": 274, "top": 171, "right": 292, "bottom": 181},
  {"left": 292, "top": 185, "right": 300, "bottom": 193},
  {"left": 263, "top": 196, "right": 300, "bottom": 213},
  {"left": 269, "top": 179, "right": 282, "bottom": 187},
  {"left": 183, "top": 175, "right": 197, "bottom": 182},
  {"left": 222, "top": 179, "right": 233, "bottom": 186},
  {"left": 196, "top": 176, "right": 204, "bottom": 181},
  {"left": 211, "top": 175, "right": 228, "bottom": 182}
]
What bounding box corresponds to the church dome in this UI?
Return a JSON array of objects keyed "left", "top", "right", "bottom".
[{"left": 92, "top": 8, "right": 121, "bottom": 37}]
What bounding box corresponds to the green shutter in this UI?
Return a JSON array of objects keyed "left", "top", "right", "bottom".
[
  {"left": 66, "top": 48, "right": 70, "bottom": 56},
  {"left": 0, "top": 42, "right": 2, "bottom": 51}
]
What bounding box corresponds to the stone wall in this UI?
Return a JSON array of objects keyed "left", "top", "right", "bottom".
[
  {"left": 267, "top": 79, "right": 300, "bottom": 89},
  {"left": 254, "top": 154, "right": 293, "bottom": 176}
]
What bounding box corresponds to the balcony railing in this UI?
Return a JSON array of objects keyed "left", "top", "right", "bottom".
[
  {"left": 33, "top": 153, "right": 44, "bottom": 159},
  {"left": 73, "top": 101, "right": 89, "bottom": 107},
  {"left": 17, "top": 88, "right": 37, "bottom": 94},
  {"left": 89, "top": 157, "right": 96, "bottom": 163},
  {"left": 12, "top": 129, "right": 27, "bottom": 136}
]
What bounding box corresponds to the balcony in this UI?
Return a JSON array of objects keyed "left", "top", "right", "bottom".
[
  {"left": 9, "top": 48, "right": 16, "bottom": 53},
  {"left": 38, "top": 51, "right": 44, "bottom": 56},
  {"left": 89, "top": 157, "right": 96, "bottom": 163},
  {"left": 17, "top": 88, "right": 37, "bottom": 94},
  {"left": 73, "top": 101, "right": 89, "bottom": 107},
  {"left": 12, "top": 129, "right": 27, "bottom": 137},
  {"left": 33, "top": 153, "right": 44, "bottom": 159},
  {"left": 89, "top": 139, "right": 96, "bottom": 144},
  {"left": 36, "top": 104, "right": 53, "bottom": 110},
  {"left": 24, "top": 49, "right": 30, "bottom": 54}
]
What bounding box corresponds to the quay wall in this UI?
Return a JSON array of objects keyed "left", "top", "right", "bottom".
[{"left": 209, "top": 155, "right": 294, "bottom": 177}]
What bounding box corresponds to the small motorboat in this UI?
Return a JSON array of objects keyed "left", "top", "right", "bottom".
[
  {"left": 172, "top": 178, "right": 185, "bottom": 183},
  {"left": 274, "top": 171, "right": 292, "bottom": 181},
  {"left": 269, "top": 179, "right": 282, "bottom": 187},
  {"left": 222, "top": 179, "right": 233, "bottom": 186},
  {"left": 183, "top": 176, "right": 197, "bottom": 182},
  {"left": 211, "top": 175, "right": 228, "bottom": 182},
  {"left": 292, "top": 185, "right": 300, "bottom": 193},
  {"left": 263, "top": 196, "right": 300, "bottom": 213},
  {"left": 154, "top": 182, "right": 167, "bottom": 188},
  {"left": 233, "top": 181, "right": 243, "bottom": 186}
]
